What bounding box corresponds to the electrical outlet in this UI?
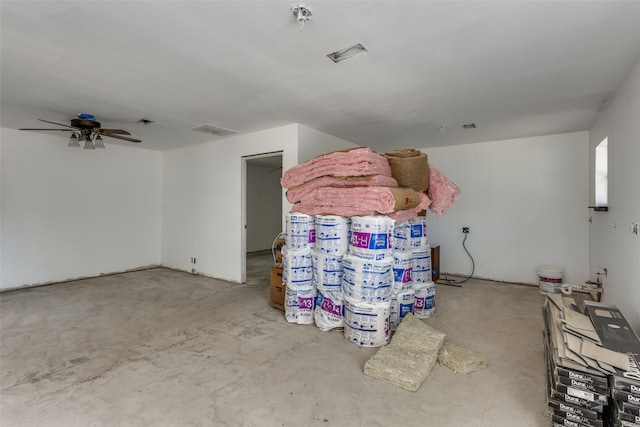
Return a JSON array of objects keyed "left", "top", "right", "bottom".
[
  {"left": 462, "top": 227, "right": 470, "bottom": 234},
  {"left": 190, "top": 257, "right": 197, "bottom": 264}
]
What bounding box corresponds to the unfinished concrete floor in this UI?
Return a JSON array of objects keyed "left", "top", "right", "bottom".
[{"left": 1, "top": 252, "right": 550, "bottom": 426}]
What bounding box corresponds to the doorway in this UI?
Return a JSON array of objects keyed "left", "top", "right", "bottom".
[{"left": 242, "top": 152, "right": 283, "bottom": 283}]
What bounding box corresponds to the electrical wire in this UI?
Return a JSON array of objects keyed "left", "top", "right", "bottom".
[
  {"left": 439, "top": 232, "right": 475, "bottom": 285},
  {"left": 272, "top": 232, "right": 285, "bottom": 266}
]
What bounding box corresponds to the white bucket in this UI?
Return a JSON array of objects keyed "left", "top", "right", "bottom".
[{"left": 537, "top": 266, "right": 564, "bottom": 293}]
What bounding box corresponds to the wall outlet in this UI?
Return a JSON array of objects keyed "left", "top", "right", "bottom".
[
  {"left": 190, "top": 257, "right": 197, "bottom": 264},
  {"left": 462, "top": 227, "right": 470, "bottom": 234}
]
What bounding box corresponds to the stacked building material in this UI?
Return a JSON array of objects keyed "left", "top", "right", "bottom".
[
  {"left": 279, "top": 147, "right": 455, "bottom": 347},
  {"left": 543, "top": 294, "right": 640, "bottom": 426}
]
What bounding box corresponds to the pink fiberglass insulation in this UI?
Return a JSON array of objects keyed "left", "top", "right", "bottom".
[
  {"left": 291, "top": 204, "right": 378, "bottom": 217},
  {"left": 299, "top": 186, "right": 421, "bottom": 215},
  {"left": 280, "top": 147, "right": 392, "bottom": 189},
  {"left": 427, "top": 166, "right": 460, "bottom": 217},
  {"left": 286, "top": 174, "right": 398, "bottom": 203}
]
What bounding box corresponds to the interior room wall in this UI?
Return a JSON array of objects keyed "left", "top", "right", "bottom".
[
  {"left": 161, "top": 124, "right": 300, "bottom": 283},
  {"left": 246, "top": 162, "right": 282, "bottom": 252},
  {"left": 423, "top": 131, "right": 590, "bottom": 286},
  {"left": 589, "top": 58, "right": 640, "bottom": 332},
  {"left": 297, "top": 124, "right": 359, "bottom": 163},
  {"left": 0, "top": 128, "right": 162, "bottom": 290}
]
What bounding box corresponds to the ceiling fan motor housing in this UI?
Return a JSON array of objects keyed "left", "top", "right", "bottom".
[{"left": 71, "top": 118, "right": 100, "bottom": 129}]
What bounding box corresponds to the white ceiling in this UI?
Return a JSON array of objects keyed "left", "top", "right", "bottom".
[{"left": 2, "top": 1, "right": 640, "bottom": 153}]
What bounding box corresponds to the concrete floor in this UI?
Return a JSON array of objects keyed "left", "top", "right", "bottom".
[{"left": 1, "top": 252, "right": 550, "bottom": 426}]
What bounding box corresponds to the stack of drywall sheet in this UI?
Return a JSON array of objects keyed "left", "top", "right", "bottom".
[
  {"left": 583, "top": 302, "right": 640, "bottom": 426},
  {"left": 543, "top": 295, "right": 640, "bottom": 427},
  {"left": 543, "top": 295, "right": 608, "bottom": 426}
]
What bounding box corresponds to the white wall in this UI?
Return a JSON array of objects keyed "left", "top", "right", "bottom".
[
  {"left": 589, "top": 58, "right": 640, "bottom": 332},
  {"left": 0, "top": 128, "right": 162, "bottom": 290},
  {"left": 423, "top": 132, "right": 590, "bottom": 286},
  {"left": 297, "top": 124, "right": 359, "bottom": 163},
  {"left": 161, "top": 124, "right": 300, "bottom": 283},
  {"left": 246, "top": 162, "right": 282, "bottom": 252}
]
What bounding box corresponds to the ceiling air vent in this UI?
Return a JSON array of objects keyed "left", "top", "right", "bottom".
[
  {"left": 192, "top": 124, "right": 238, "bottom": 137},
  {"left": 327, "top": 43, "right": 368, "bottom": 63}
]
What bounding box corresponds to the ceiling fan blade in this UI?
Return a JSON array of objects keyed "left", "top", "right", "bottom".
[
  {"left": 19, "top": 128, "right": 72, "bottom": 131},
  {"left": 102, "top": 133, "right": 141, "bottom": 143},
  {"left": 37, "top": 119, "right": 78, "bottom": 129},
  {"left": 99, "top": 129, "right": 131, "bottom": 135}
]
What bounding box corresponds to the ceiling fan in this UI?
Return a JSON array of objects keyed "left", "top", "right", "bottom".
[{"left": 19, "top": 113, "right": 141, "bottom": 149}]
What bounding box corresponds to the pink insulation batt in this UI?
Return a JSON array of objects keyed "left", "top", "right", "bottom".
[
  {"left": 280, "top": 147, "right": 392, "bottom": 189},
  {"left": 427, "top": 166, "right": 460, "bottom": 217}
]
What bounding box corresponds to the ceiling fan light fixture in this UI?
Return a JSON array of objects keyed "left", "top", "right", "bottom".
[
  {"left": 94, "top": 134, "right": 105, "bottom": 149},
  {"left": 68, "top": 133, "right": 81, "bottom": 147},
  {"left": 327, "top": 43, "right": 368, "bottom": 63},
  {"left": 83, "top": 137, "right": 95, "bottom": 150}
]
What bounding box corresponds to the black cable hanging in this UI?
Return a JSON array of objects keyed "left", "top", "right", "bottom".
[{"left": 438, "top": 232, "right": 475, "bottom": 285}]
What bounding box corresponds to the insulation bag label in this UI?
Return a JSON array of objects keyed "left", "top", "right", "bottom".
[
  {"left": 285, "top": 286, "right": 316, "bottom": 325},
  {"left": 389, "top": 289, "right": 415, "bottom": 330},
  {"left": 285, "top": 213, "right": 315, "bottom": 250},
  {"left": 349, "top": 216, "right": 394, "bottom": 260},
  {"left": 392, "top": 252, "right": 413, "bottom": 291},
  {"left": 315, "top": 291, "right": 344, "bottom": 332},
  {"left": 411, "top": 247, "right": 432, "bottom": 273},
  {"left": 314, "top": 215, "right": 350, "bottom": 255},
  {"left": 341, "top": 255, "right": 393, "bottom": 303},
  {"left": 343, "top": 298, "right": 390, "bottom": 347},
  {"left": 282, "top": 246, "right": 313, "bottom": 288},
  {"left": 312, "top": 252, "right": 343, "bottom": 293},
  {"left": 413, "top": 282, "right": 435, "bottom": 319}
]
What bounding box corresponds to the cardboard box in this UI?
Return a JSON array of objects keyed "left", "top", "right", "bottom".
[
  {"left": 269, "top": 266, "right": 285, "bottom": 311},
  {"left": 274, "top": 237, "right": 285, "bottom": 266}
]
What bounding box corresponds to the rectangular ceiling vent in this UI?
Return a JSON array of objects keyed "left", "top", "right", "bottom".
[
  {"left": 192, "top": 124, "right": 238, "bottom": 137},
  {"left": 327, "top": 43, "right": 368, "bottom": 63}
]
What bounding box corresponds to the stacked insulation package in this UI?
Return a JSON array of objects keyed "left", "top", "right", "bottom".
[{"left": 280, "top": 147, "right": 456, "bottom": 348}]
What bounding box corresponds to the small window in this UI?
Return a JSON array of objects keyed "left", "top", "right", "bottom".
[{"left": 595, "top": 137, "right": 608, "bottom": 207}]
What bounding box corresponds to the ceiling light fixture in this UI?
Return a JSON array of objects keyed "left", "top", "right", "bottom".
[
  {"left": 327, "top": 43, "right": 368, "bottom": 63},
  {"left": 291, "top": 4, "right": 312, "bottom": 31}
]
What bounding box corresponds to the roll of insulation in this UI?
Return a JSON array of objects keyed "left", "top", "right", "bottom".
[
  {"left": 314, "top": 215, "right": 350, "bottom": 255},
  {"left": 285, "top": 213, "right": 315, "bottom": 250},
  {"left": 390, "top": 289, "right": 415, "bottom": 331},
  {"left": 341, "top": 254, "right": 393, "bottom": 303},
  {"left": 407, "top": 216, "right": 428, "bottom": 249},
  {"left": 384, "top": 149, "right": 429, "bottom": 192},
  {"left": 392, "top": 251, "right": 413, "bottom": 291},
  {"left": 343, "top": 298, "right": 391, "bottom": 347},
  {"left": 315, "top": 290, "right": 344, "bottom": 332},
  {"left": 282, "top": 245, "right": 313, "bottom": 289},
  {"left": 410, "top": 246, "right": 432, "bottom": 284},
  {"left": 413, "top": 282, "right": 435, "bottom": 319},
  {"left": 285, "top": 285, "right": 316, "bottom": 325},
  {"left": 349, "top": 215, "right": 395, "bottom": 261},
  {"left": 312, "top": 251, "right": 343, "bottom": 294}
]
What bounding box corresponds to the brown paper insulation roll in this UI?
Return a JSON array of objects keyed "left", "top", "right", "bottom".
[
  {"left": 388, "top": 187, "right": 422, "bottom": 211},
  {"left": 384, "top": 149, "right": 429, "bottom": 192}
]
